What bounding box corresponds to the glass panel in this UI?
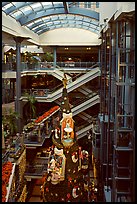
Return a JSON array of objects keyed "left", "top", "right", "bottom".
[
  {"left": 41, "top": 2, "right": 53, "bottom": 6},
  {"left": 43, "top": 16, "right": 51, "bottom": 22},
  {"left": 46, "top": 22, "right": 53, "bottom": 26},
  {"left": 2, "top": 3, "right": 13, "bottom": 11},
  {"left": 2, "top": 2, "right": 99, "bottom": 34},
  {"left": 53, "top": 2, "right": 63, "bottom": 5},
  {"left": 54, "top": 21, "right": 61, "bottom": 24},
  {"left": 34, "top": 19, "right": 42, "bottom": 24},
  {"left": 12, "top": 10, "right": 23, "bottom": 18},
  {"left": 27, "top": 22, "right": 34, "bottom": 27},
  {"left": 51, "top": 16, "right": 59, "bottom": 21},
  {"left": 12, "top": 2, "right": 26, "bottom": 7},
  {"left": 30, "top": 3, "right": 41, "bottom": 10},
  {"left": 38, "top": 23, "right": 45, "bottom": 28},
  {"left": 96, "top": 2, "right": 99, "bottom": 8},
  {"left": 37, "top": 29, "right": 43, "bottom": 33},
  {"left": 20, "top": 6, "right": 32, "bottom": 13}
]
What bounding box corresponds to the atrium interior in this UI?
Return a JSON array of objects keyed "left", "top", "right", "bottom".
[{"left": 2, "top": 2, "right": 135, "bottom": 202}]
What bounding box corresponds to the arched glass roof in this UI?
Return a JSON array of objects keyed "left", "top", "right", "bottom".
[{"left": 2, "top": 2, "right": 99, "bottom": 35}]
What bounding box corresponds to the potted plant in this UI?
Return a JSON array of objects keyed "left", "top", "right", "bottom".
[
  {"left": 2, "top": 108, "right": 19, "bottom": 136},
  {"left": 42, "top": 52, "right": 53, "bottom": 62},
  {"left": 24, "top": 93, "right": 37, "bottom": 122}
]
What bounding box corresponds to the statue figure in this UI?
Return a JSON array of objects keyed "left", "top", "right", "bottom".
[{"left": 62, "top": 73, "right": 68, "bottom": 88}]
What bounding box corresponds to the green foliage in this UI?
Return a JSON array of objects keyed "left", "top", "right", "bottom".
[
  {"left": 24, "top": 93, "right": 37, "bottom": 119},
  {"left": 2, "top": 108, "right": 19, "bottom": 136},
  {"left": 41, "top": 52, "right": 53, "bottom": 62},
  {"left": 25, "top": 51, "right": 33, "bottom": 63},
  {"left": 25, "top": 52, "right": 40, "bottom": 64}
]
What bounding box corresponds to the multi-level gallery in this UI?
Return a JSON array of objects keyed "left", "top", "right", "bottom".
[{"left": 2, "top": 2, "right": 135, "bottom": 202}]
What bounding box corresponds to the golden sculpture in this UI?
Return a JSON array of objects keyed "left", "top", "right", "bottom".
[{"left": 62, "top": 73, "right": 68, "bottom": 88}]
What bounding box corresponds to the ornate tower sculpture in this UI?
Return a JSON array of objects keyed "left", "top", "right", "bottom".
[{"left": 41, "top": 74, "right": 89, "bottom": 202}]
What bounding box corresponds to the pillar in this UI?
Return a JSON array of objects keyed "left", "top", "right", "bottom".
[
  {"left": 2, "top": 124, "right": 5, "bottom": 149},
  {"left": 13, "top": 36, "right": 29, "bottom": 133},
  {"left": 38, "top": 125, "right": 42, "bottom": 142},
  {"left": 53, "top": 47, "right": 57, "bottom": 67},
  {"left": 2, "top": 43, "right": 5, "bottom": 62},
  {"left": 46, "top": 121, "right": 49, "bottom": 134}
]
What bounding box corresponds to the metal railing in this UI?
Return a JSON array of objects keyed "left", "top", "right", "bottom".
[
  {"left": 72, "top": 92, "right": 98, "bottom": 108},
  {"left": 21, "top": 72, "right": 83, "bottom": 97},
  {"left": 23, "top": 124, "right": 53, "bottom": 144},
  {"left": 2, "top": 61, "right": 99, "bottom": 72},
  {"left": 2, "top": 135, "right": 24, "bottom": 163},
  {"left": 25, "top": 157, "right": 49, "bottom": 176},
  {"left": 2, "top": 151, "right": 10, "bottom": 165}
]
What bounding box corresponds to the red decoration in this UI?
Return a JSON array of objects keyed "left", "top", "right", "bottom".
[
  {"left": 67, "top": 193, "right": 71, "bottom": 198},
  {"left": 46, "top": 187, "right": 49, "bottom": 192},
  {"left": 2, "top": 161, "right": 13, "bottom": 202},
  {"left": 35, "top": 106, "right": 59, "bottom": 123},
  {"left": 68, "top": 177, "right": 73, "bottom": 187}
]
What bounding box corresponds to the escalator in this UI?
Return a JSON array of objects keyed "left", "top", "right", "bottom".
[
  {"left": 21, "top": 67, "right": 100, "bottom": 139},
  {"left": 21, "top": 67, "right": 100, "bottom": 102},
  {"left": 72, "top": 93, "right": 100, "bottom": 116},
  {"left": 51, "top": 68, "right": 72, "bottom": 82},
  {"left": 77, "top": 123, "right": 93, "bottom": 139}
]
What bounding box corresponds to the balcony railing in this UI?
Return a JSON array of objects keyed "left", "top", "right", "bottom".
[
  {"left": 2, "top": 134, "right": 25, "bottom": 163},
  {"left": 2, "top": 61, "right": 99, "bottom": 72},
  {"left": 22, "top": 88, "right": 51, "bottom": 97},
  {"left": 23, "top": 124, "right": 53, "bottom": 145},
  {"left": 21, "top": 73, "right": 82, "bottom": 97},
  {"left": 25, "top": 157, "right": 50, "bottom": 176}
]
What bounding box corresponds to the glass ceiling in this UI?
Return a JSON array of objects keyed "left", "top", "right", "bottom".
[{"left": 2, "top": 2, "right": 99, "bottom": 35}]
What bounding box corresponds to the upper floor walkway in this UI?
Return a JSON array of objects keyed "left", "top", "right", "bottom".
[{"left": 2, "top": 61, "right": 99, "bottom": 74}]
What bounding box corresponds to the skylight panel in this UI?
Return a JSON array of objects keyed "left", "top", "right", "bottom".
[
  {"left": 2, "top": 3, "right": 12, "bottom": 11},
  {"left": 38, "top": 23, "right": 45, "bottom": 28},
  {"left": 2, "top": 2, "right": 99, "bottom": 35},
  {"left": 32, "top": 26, "right": 38, "bottom": 31},
  {"left": 89, "top": 24, "right": 98, "bottom": 29},
  {"left": 57, "top": 25, "right": 62, "bottom": 28},
  {"left": 54, "top": 20, "right": 61, "bottom": 25},
  {"left": 71, "top": 20, "right": 76, "bottom": 24},
  {"left": 46, "top": 22, "right": 53, "bottom": 26},
  {"left": 30, "top": 3, "right": 41, "bottom": 11},
  {"left": 42, "top": 16, "right": 51, "bottom": 22},
  {"left": 76, "top": 21, "right": 82, "bottom": 25},
  {"left": 12, "top": 10, "right": 23, "bottom": 18},
  {"left": 51, "top": 16, "right": 59, "bottom": 21},
  {"left": 67, "top": 15, "right": 75, "bottom": 20},
  {"left": 76, "top": 15, "right": 83, "bottom": 20},
  {"left": 41, "top": 2, "right": 52, "bottom": 7},
  {"left": 27, "top": 22, "right": 34, "bottom": 27},
  {"left": 34, "top": 19, "right": 42, "bottom": 24},
  {"left": 37, "top": 29, "right": 43, "bottom": 34},
  {"left": 49, "top": 26, "right": 56, "bottom": 31},
  {"left": 83, "top": 22, "right": 90, "bottom": 27},
  {"left": 59, "top": 15, "right": 67, "bottom": 20},
  {"left": 33, "top": 23, "right": 45, "bottom": 31},
  {"left": 12, "top": 2, "right": 26, "bottom": 7},
  {"left": 20, "top": 6, "right": 32, "bottom": 13},
  {"left": 62, "top": 24, "right": 67, "bottom": 27},
  {"left": 53, "top": 2, "right": 63, "bottom": 5}
]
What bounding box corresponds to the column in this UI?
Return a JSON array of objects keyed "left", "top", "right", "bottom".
[
  {"left": 2, "top": 124, "right": 5, "bottom": 149},
  {"left": 13, "top": 37, "right": 28, "bottom": 133},
  {"left": 46, "top": 121, "right": 49, "bottom": 134},
  {"left": 2, "top": 43, "right": 5, "bottom": 62},
  {"left": 38, "top": 125, "right": 42, "bottom": 142},
  {"left": 53, "top": 47, "right": 57, "bottom": 67}
]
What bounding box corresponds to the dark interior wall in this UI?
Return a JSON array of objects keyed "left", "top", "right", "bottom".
[{"left": 56, "top": 46, "right": 99, "bottom": 62}]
